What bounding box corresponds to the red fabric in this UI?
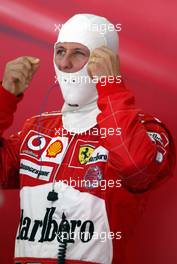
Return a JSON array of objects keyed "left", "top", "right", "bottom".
[
  {"left": 96, "top": 80, "right": 175, "bottom": 192},
  {"left": 14, "top": 257, "right": 99, "bottom": 264},
  {"left": 0, "top": 1, "right": 177, "bottom": 264},
  {"left": 0, "top": 81, "right": 174, "bottom": 264}
]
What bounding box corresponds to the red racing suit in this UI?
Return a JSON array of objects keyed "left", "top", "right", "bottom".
[{"left": 0, "top": 80, "right": 175, "bottom": 264}]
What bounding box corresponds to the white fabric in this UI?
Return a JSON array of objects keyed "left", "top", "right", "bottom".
[
  {"left": 15, "top": 182, "right": 113, "bottom": 264},
  {"left": 54, "top": 14, "right": 118, "bottom": 133}
]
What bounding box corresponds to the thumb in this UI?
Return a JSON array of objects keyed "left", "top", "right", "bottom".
[{"left": 26, "top": 56, "right": 40, "bottom": 64}]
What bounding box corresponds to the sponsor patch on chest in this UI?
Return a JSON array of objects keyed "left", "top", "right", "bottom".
[
  {"left": 20, "top": 130, "right": 69, "bottom": 181},
  {"left": 20, "top": 130, "right": 68, "bottom": 164},
  {"left": 68, "top": 139, "right": 108, "bottom": 169},
  {"left": 20, "top": 159, "right": 53, "bottom": 181},
  {"left": 86, "top": 146, "right": 108, "bottom": 165}
]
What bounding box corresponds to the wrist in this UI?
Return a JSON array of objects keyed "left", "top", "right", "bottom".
[
  {"left": 2, "top": 81, "right": 21, "bottom": 97},
  {"left": 0, "top": 82, "right": 23, "bottom": 101},
  {"left": 96, "top": 76, "right": 126, "bottom": 97}
]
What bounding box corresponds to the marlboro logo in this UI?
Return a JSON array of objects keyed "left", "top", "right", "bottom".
[{"left": 16, "top": 208, "right": 94, "bottom": 243}]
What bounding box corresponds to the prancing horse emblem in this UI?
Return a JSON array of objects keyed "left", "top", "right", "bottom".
[{"left": 78, "top": 145, "right": 95, "bottom": 164}]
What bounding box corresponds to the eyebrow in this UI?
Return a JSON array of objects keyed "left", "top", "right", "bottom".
[
  {"left": 55, "top": 45, "right": 65, "bottom": 49},
  {"left": 55, "top": 45, "right": 86, "bottom": 52}
]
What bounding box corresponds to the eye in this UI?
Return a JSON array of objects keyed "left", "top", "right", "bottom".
[
  {"left": 56, "top": 49, "right": 65, "bottom": 56},
  {"left": 76, "top": 51, "right": 84, "bottom": 55},
  {"left": 74, "top": 51, "right": 86, "bottom": 57}
]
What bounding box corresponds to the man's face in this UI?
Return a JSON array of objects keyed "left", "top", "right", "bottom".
[{"left": 54, "top": 42, "right": 90, "bottom": 73}]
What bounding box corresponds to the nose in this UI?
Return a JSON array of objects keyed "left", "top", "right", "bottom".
[{"left": 57, "top": 55, "right": 73, "bottom": 72}]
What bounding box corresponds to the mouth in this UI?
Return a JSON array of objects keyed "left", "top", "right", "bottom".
[{"left": 68, "top": 103, "right": 79, "bottom": 107}]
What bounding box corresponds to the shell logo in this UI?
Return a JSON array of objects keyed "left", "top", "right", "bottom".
[{"left": 46, "top": 140, "right": 63, "bottom": 158}]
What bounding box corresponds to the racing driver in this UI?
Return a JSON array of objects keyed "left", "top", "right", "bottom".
[{"left": 0, "top": 14, "right": 175, "bottom": 264}]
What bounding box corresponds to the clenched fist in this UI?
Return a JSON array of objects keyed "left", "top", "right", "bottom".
[
  {"left": 2, "top": 56, "right": 40, "bottom": 96},
  {"left": 87, "top": 46, "right": 120, "bottom": 79}
]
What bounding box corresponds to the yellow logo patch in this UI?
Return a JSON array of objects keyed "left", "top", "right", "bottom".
[
  {"left": 46, "top": 140, "right": 63, "bottom": 158},
  {"left": 78, "top": 145, "right": 95, "bottom": 164}
]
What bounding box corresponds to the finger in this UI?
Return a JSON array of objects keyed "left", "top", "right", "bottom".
[
  {"left": 12, "top": 56, "right": 40, "bottom": 67},
  {"left": 30, "top": 63, "right": 40, "bottom": 77},
  {"left": 94, "top": 57, "right": 110, "bottom": 75},
  {"left": 87, "top": 57, "right": 109, "bottom": 77},
  {"left": 88, "top": 57, "right": 97, "bottom": 65},
  {"left": 99, "top": 46, "right": 119, "bottom": 75},
  {"left": 90, "top": 56, "right": 113, "bottom": 76},
  {"left": 96, "top": 46, "right": 116, "bottom": 62},
  {"left": 92, "top": 45, "right": 115, "bottom": 56},
  {"left": 115, "top": 54, "right": 120, "bottom": 75},
  {"left": 13, "top": 57, "right": 33, "bottom": 71},
  {"left": 91, "top": 49, "right": 112, "bottom": 70},
  {"left": 31, "top": 62, "right": 40, "bottom": 71},
  {"left": 87, "top": 63, "right": 97, "bottom": 79},
  {"left": 9, "top": 70, "right": 27, "bottom": 85},
  {"left": 91, "top": 48, "right": 107, "bottom": 59},
  {"left": 20, "top": 58, "right": 33, "bottom": 71},
  {"left": 26, "top": 56, "right": 40, "bottom": 65},
  {"left": 11, "top": 56, "right": 37, "bottom": 65},
  {"left": 8, "top": 63, "right": 30, "bottom": 79},
  {"left": 100, "top": 45, "right": 115, "bottom": 53}
]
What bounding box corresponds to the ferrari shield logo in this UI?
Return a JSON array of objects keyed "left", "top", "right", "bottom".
[{"left": 78, "top": 145, "right": 95, "bottom": 164}]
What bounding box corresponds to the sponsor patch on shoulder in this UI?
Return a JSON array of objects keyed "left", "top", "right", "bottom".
[
  {"left": 147, "top": 131, "right": 169, "bottom": 147},
  {"left": 156, "top": 151, "right": 163, "bottom": 163}
]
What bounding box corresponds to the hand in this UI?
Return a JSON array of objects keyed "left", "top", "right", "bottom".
[
  {"left": 87, "top": 46, "right": 120, "bottom": 79},
  {"left": 2, "top": 56, "right": 40, "bottom": 96}
]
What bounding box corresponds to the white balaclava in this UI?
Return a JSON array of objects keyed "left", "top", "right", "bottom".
[{"left": 54, "top": 14, "right": 118, "bottom": 133}]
